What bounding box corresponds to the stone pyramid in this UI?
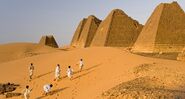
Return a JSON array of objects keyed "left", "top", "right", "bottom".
[
  {"left": 39, "top": 35, "right": 59, "bottom": 48},
  {"left": 132, "top": 1, "right": 185, "bottom": 53},
  {"left": 77, "top": 15, "right": 101, "bottom": 47},
  {"left": 71, "top": 18, "right": 87, "bottom": 47},
  {"left": 90, "top": 9, "right": 143, "bottom": 47}
]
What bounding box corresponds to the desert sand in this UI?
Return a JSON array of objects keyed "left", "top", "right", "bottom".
[
  {"left": 0, "top": 43, "right": 59, "bottom": 63},
  {"left": 1, "top": 45, "right": 185, "bottom": 98},
  {"left": 1, "top": 1, "right": 185, "bottom": 99}
]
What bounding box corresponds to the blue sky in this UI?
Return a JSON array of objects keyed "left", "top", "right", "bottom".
[{"left": 0, "top": 0, "right": 184, "bottom": 46}]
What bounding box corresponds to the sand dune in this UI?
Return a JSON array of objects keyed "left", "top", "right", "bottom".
[
  {"left": 0, "top": 47, "right": 185, "bottom": 98},
  {"left": 1, "top": 1, "right": 185, "bottom": 99},
  {"left": 0, "top": 43, "right": 59, "bottom": 63}
]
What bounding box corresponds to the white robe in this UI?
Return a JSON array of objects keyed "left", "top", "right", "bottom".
[
  {"left": 23, "top": 89, "right": 31, "bottom": 99},
  {"left": 79, "top": 61, "right": 83, "bottom": 69},
  {"left": 29, "top": 65, "right": 34, "bottom": 76},
  {"left": 67, "top": 68, "right": 73, "bottom": 78},
  {"left": 55, "top": 66, "right": 60, "bottom": 79},
  {"left": 43, "top": 84, "right": 51, "bottom": 93}
]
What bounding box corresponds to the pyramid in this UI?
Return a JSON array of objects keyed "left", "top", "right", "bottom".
[
  {"left": 90, "top": 9, "right": 143, "bottom": 47},
  {"left": 77, "top": 15, "right": 101, "bottom": 47},
  {"left": 39, "top": 35, "right": 59, "bottom": 48},
  {"left": 71, "top": 18, "right": 87, "bottom": 47},
  {"left": 132, "top": 1, "right": 185, "bottom": 53}
]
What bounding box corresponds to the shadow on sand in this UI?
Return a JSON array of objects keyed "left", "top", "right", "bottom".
[
  {"left": 36, "top": 71, "right": 54, "bottom": 78},
  {"left": 31, "top": 71, "right": 54, "bottom": 81},
  {"left": 59, "top": 63, "right": 101, "bottom": 81},
  {"left": 36, "top": 87, "right": 68, "bottom": 99},
  {"left": 75, "top": 63, "right": 101, "bottom": 73},
  {"left": 72, "top": 70, "right": 95, "bottom": 80}
]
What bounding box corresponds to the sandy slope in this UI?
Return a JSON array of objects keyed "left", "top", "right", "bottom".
[
  {"left": 0, "top": 43, "right": 59, "bottom": 63},
  {"left": 0, "top": 47, "right": 185, "bottom": 99}
]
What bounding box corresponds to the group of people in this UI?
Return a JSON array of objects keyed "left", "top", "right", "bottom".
[
  {"left": 23, "top": 59, "right": 84, "bottom": 99},
  {"left": 54, "top": 58, "right": 84, "bottom": 81},
  {"left": 23, "top": 84, "right": 53, "bottom": 99}
]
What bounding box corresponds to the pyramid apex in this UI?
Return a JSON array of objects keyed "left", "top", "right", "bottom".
[
  {"left": 88, "top": 15, "right": 96, "bottom": 18},
  {"left": 82, "top": 18, "right": 87, "bottom": 20},
  {"left": 172, "top": 1, "right": 178, "bottom": 4},
  {"left": 46, "top": 35, "right": 54, "bottom": 38},
  {"left": 105, "top": 9, "right": 128, "bottom": 19},
  {"left": 171, "top": 1, "right": 181, "bottom": 7},
  {"left": 111, "top": 9, "right": 125, "bottom": 14},
  {"left": 158, "top": 1, "right": 179, "bottom": 6},
  {"left": 87, "top": 15, "right": 101, "bottom": 22},
  {"left": 87, "top": 15, "right": 98, "bottom": 20}
]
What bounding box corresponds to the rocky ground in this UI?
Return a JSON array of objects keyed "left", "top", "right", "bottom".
[
  {"left": 102, "top": 76, "right": 185, "bottom": 99},
  {"left": 0, "top": 83, "right": 21, "bottom": 98}
]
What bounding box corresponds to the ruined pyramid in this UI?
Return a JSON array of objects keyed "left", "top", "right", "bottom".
[
  {"left": 90, "top": 9, "right": 143, "bottom": 47},
  {"left": 71, "top": 15, "right": 101, "bottom": 47},
  {"left": 132, "top": 1, "right": 185, "bottom": 53},
  {"left": 39, "top": 35, "right": 59, "bottom": 48},
  {"left": 71, "top": 18, "right": 87, "bottom": 47},
  {"left": 77, "top": 15, "right": 101, "bottom": 47}
]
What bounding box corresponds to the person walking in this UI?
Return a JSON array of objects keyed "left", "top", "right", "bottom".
[
  {"left": 66, "top": 66, "right": 73, "bottom": 80},
  {"left": 54, "top": 64, "right": 61, "bottom": 81},
  {"left": 77, "top": 59, "right": 84, "bottom": 71},
  {"left": 23, "top": 85, "right": 32, "bottom": 99},
  {"left": 29, "top": 63, "right": 34, "bottom": 81}
]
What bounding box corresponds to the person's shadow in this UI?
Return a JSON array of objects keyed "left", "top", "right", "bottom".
[
  {"left": 36, "top": 87, "right": 68, "bottom": 99},
  {"left": 72, "top": 70, "right": 94, "bottom": 80},
  {"left": 58, "top": 63, "right": 102, "bottom": 81},
  {"left": 36, "top": 71, "right": 54, "bottom": 78}
]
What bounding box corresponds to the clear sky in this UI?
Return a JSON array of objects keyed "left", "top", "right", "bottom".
[{"left": 0, "top": 0, "right": 184, "bottom": 46}]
